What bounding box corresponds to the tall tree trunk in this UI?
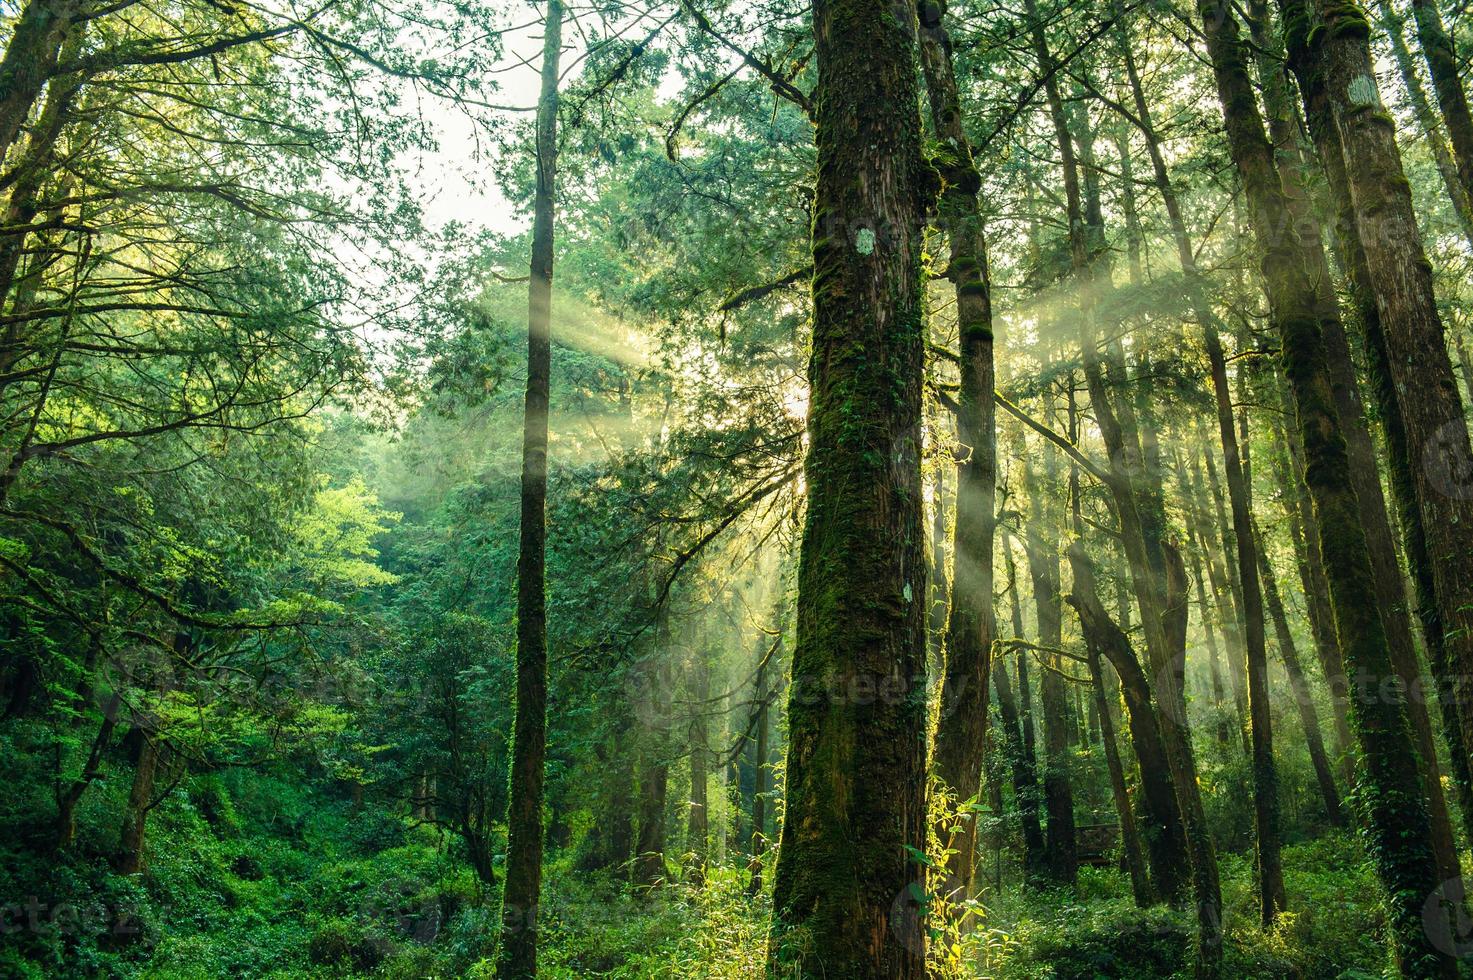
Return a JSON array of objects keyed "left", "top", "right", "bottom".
[
  {"left": 918, "top": 0, "right": 997, "bottom": 902},
  {"left": 1200, "top": 2, "right": 1452, "bottom": 972},
  {"left": 1282, "top": 0, "right": 1473, "bottom": 822},
  {"left": 499, "top": 3, "right": 561, "bottom": 973},
  {"left": 1247, "top": 0, "right": 1462, "bottom": 876},
  {"left": 1051, "top": 15, "right": 1219, "bottom": 960},
  {"left": 1177, "top": 455, "right": 1229, "bottom": 741},
  {"left": 1200, "top": 448, "right": 1250, "bottom": 741},
  {"left": 1271, "top": 412, "right": 1356, "bottom": 780},
  {"left": 767, "top": 0, "right": 931, "bottom": 966}
]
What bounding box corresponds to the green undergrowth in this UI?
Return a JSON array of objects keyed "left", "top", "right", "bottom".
[{"left": 0, "top": 756, "right": 1402, "bottom": 979}]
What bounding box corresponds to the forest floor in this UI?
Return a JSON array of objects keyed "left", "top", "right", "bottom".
[{"left": 0, "top": 763, "right": 1399, "bottom": 978}]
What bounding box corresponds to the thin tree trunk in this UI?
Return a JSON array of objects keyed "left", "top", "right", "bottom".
[
  {"left": 1024, "top": 455, "right": 1075, "bottom": 886},
  {"left": 1088, "top": 645, "right": 1152, "bottom": 907},
  {"left": 1372, "top": 0, "right": 1473, "bottom": 247},
  {"left": 1271, "top": 413, "right": 1356, "bottom": 780},
  {"left": 1408, "top": 0, "right": 1473, "bottom": 214},
  {"left": 1115, "top": 20, "right": 1274, "bottom": 825},
  {"left": 55, "top": 698, "right": 119, "bottom": 850},
  {"left": 1001, "top": 543, "right": 1047, "bottom": 882},
  {"left": 634, "top": 650, "right": 671, "bottom": 891},
  {"left": 499, "top": 3, "right": 560, "bottom": 972},
  {"left": 918, "top": 0, "right": 997, "bottom": 901},
  {"left": 992, "top": 652, "right": 1046, "bottom": 882},
  {"left": 1035, "top": 2, "right": 1213, "bottom": 943},
  {"left": 747, "top": 656, "right": 770, "bottom": 896},
  {"left": 767, "top": 0, "right": 930, "bottom": 965},
  {"left": 687, "top": 647, "right": 709, "bottom": 886},
  {"left": 1066, "top": 542, "right": 1189, "bottom": 905},
  {"left": 1254, "top": 519, "right": 1345, "bottom": 825},
  {"left": 1201, "top": 447, "right": 1250, "bottom": 745}
]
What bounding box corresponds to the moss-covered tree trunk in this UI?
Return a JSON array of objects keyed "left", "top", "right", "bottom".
[
  {"left": 1282, "top": 0, "right": 1473, "bottom": 824},
  {"left": 0, "top": 0, "right": 81, "bottom": 167},
  {"left": 499, "top": 3, "right": 561, "bottom": 972},
  {"left": 1247, "top": 0, "right": 1462, "bottom": 872},
  {"left": 767, "top": 0, "right": 931, "bottom": 964},
  {"left": 1199, "top": 1, "right": 1451, "bottom": 972},
  {"left": 115, "top": 729, "right": 159, "bottom": 875},
  {"left": 917, "top": 0, "right": 996, "bottom": 902}
]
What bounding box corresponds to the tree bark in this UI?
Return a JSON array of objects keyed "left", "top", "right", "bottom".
[
  {"left": 0, "top": 0, "right": 82, "bottom": 167},
  {"left": 918, "top": 0, "right": 996, "bottom": 902},
  {"left": 1200, "top": 2, "right": 1452, "bottom": 972},
  {"left": 499, "top": 2, "right": 560, "bottom": 972},
  {"left": 1283, "top": 0, "right": 1473, "bottom": 831},
  {"left": 1246, "top": 1, "right": 1462, "bottom": 875},
  {"left": 114, "top": 730, "right": 159, "bottom": 875},
  {"left": 767, "top": 0, "right": 931, "bottom": 966}
]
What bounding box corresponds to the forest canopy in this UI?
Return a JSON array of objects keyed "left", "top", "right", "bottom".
[{"left": 5, "top": 0, "right": 1473, "bottom": 976}]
